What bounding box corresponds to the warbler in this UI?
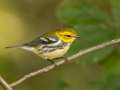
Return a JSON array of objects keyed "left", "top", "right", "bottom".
[{"left": 6, "top": 27, "right": 80, "bottom": 61}]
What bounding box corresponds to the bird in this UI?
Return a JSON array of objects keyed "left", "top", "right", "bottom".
[{"left": 6, "top": 27, "right": 80, "bottom": 63}]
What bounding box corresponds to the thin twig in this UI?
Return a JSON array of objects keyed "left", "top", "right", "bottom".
[
  {"left": 0, "top": 75, "right": 13, "bottom": 90},
  {"left": 10, "top": 38, "right": 120, "bottom": 88}
]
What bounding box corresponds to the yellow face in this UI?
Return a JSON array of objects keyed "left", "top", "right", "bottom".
[{"left": 55, "top": 28, "right": 79, "bottom": 43}]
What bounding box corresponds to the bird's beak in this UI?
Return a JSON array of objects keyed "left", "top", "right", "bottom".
[{"left": 75, "top": 35, "right": 80, "bottom": 39}]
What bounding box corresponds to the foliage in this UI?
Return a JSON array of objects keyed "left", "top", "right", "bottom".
[
  {"left": 0, "top": 0, "right": 120, "bottom": 90},
  {"left": 54, "top": 80, "right": 69, "bottom": 90},
  {"left": 56, "top": 0, "right": 120, "bottom": 90},
  {"left": 90, "top": 75, "right": 120, "bottom": 90},
  {"left": 56, "top": 0, "right": 117, "bottom": 64}
]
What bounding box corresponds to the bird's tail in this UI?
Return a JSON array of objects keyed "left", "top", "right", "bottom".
[
  {"left": 5, "top": 44, "right": 23, "bottom": 48},
  {"left": 5, "top": 44, "right": 34, "bottom": 52}
]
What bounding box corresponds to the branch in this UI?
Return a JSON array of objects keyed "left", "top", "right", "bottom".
[
  {"left": 9, "top": 38, "right": 120, "bottom": 88},
  {"left": 0, "top": 75, "right": 13, "bottom": 90}
]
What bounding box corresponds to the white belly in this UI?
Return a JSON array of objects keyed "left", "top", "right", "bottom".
[
  {"left": 39, "top": 46, "right": 70, "bottom": 60},
  {"left": 21, "top": 43, "right": 70, "bottom": 60}
]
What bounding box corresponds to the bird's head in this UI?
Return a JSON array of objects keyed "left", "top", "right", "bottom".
[{"left": 55, "top": 28, "right": 80, "bottom": 43}]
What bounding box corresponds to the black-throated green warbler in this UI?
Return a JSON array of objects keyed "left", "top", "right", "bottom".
[{"left": 7, "top": 28, "right": 80, "bottom": 61}]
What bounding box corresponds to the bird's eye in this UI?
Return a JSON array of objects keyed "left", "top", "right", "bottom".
[{"left": 65, "top": 35, "right": 72, "bottom": 37}]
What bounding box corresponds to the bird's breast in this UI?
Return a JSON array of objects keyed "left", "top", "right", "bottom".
[{"left": 39, "top": 45, "right": 70, "bottom": 60}]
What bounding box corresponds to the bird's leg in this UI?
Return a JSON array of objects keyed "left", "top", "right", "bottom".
[
  {"left": 46, "top": 59, "right": 57, "bottom": 66},
  {"left": 54, "top": 56, "right": 69, "bottom": 63},
  {"left": 60, "top": 56, "right": 69, "bottom": 62},
  {"left": 46, "top": 57, "right": 69, "bottom": 66}
]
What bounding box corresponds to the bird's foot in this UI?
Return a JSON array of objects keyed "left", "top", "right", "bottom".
[{"left": 46, "top": 59, "right": 57, "bottom": 66}]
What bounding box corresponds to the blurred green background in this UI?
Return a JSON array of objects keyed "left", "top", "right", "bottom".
[{"left": 0, "top": 0, "right": 120, "bottom": 90}]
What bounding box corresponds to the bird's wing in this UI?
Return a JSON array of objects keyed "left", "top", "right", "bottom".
[
  {"left": 23, "top": 35, "right": 58, "bottom": 47},
  {"left": 6, "top": 34, "right": 58, "bottom": 48}
]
